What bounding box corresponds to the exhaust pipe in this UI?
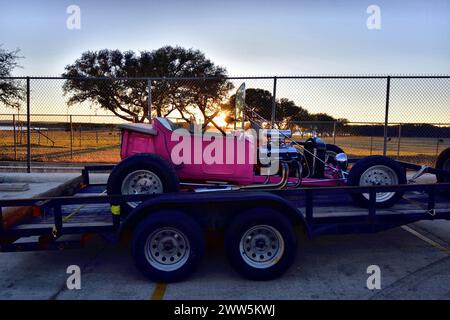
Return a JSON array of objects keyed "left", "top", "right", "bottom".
[
  {"left": 239, "top": 161, "right": 290, "bottom": 190},
  {"left": 194, "top": 162, "right": 291, "bottom": 193}
]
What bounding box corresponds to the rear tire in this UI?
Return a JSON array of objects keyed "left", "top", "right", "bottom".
[
  {"left": 107, "top": 153, "right": 179, "bottom": 214},
  {"left": 132, "top": 211, "right": 205, "bottom": 282},
  {"left": 225, "top": 208, "right": 297, "bottom": 280},
  {"left": 436, "top": 147, "right": 450, "bottom": 183},
  {"left": 347, "top": 156, "right": 406, "bottom": 208}
]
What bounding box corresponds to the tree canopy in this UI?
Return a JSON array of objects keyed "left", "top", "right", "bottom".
[
  {"left": 62, "top": 46, "right": 232, "bottom": 130},
  {"left": 227, "top": 88, "right": 341, "bottom": 129},
  {"left": 62, "top": 46, "right": 344, "bottom": 131},
  {"left": 0, "top": 45, "right": 24, "bottom": 109}
]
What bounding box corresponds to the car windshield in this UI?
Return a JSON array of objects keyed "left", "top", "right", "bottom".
[{"left": 164, "top": 118, "right": 198, "bottom": 133}]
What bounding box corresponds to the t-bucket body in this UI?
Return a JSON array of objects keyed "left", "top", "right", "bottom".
[
  {"left": 120, "top": 118, "right": 257, "bottom": 185},
  {"left": 119, "top": 117, "right": 341, "bottom": 187}
]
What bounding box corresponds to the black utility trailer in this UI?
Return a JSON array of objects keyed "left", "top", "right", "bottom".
[{"left": 0, "top": 165, "right": 449, "bottom": 282}]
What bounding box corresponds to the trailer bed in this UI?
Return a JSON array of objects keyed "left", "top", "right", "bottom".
[
  {"left": 25, "top": 185, "right": 112, "bottom": 226},
  {"left": 13, "top": 184, "right": 450, "bottom": 230},
  {"left": 288, "top": 191, "right": 450, "bottom": 218},
  {"left": 0, "top": 166, "right": 449, "bottom": 249}
]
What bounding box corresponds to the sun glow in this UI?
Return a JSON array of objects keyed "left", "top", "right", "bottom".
[{"left": 212, "top": 111, "right": 230, "bottom": 128}]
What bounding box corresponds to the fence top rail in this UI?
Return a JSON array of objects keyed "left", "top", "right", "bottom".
[
  {"left": 0, "top": 114, "right": 449, "bottom": 126},
  {"left": 1, "top": 75, "right": 449, "bottom": 81}
]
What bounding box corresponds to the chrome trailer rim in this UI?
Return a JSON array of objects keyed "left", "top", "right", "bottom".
[
  {"left": 121, "top": 170, "right": 163, "bottom": 208},
  {"left": 144, "top": 227, "right": 190, "bottom": 272},
  {"left": 360, "top": 165, "right": 399, "bottom": 202},
  {"left": 239, "top": 225, "right": 285, "bottom": 269}
]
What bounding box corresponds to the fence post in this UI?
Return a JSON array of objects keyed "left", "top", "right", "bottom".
[
  {"left": 79, "top": 125, "right": 82, "bottom": 147},
  {"left": 397, "top": 123, "right": 402, "bottom": 159},
  {"left": 18, "top": 112, "right": 22, "bottom": 144},
  {"left": 370, "top": 134, "right": 373, "bottom": 156},
  {"left": 26, "top": 77, "right": 31, "bottom": 173},
  {"left": 271, "top": 76, "right": 277, "bottom": 128},
  {"left": 436, "top": 123, "right": 441, "bottom": 157},
  {"left": 383, "top": 76, "right": 391, "bottom": 156},
  {"left": 12, "top": 114, "right": 17, "bottom": 161},
  {"left": 147, "top": 79, "right": 152, "bottom": 123},
  {"left": 333, "top": 121, "right": 337, "bottom": 144},
  {"left": 70, "top": 115, "right": 73, "bottom": 159}
]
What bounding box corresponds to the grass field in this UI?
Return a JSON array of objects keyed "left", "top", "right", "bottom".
[
  {"left": 0, "top": 129, "right": 448, "bottom": 166},
  {"left": 0, "top": 129, "right": 121, "bottom": 163},
  {"left": 332, "top": 136, "right": 449, "bottom": 166}
]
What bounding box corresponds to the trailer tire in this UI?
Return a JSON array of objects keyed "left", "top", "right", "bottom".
[
  {"left": 225, "top": 208, "right": 297, "bottom": 280},
  {"left": 436, "top": 147, "right": 450, "bottom": 183},
  {"left": 348, "top": 156, "right": 406, "bottom": 208},
  {"left": 107, "top": 153, "right": 179, "bottom": 214},
  {"left": 132, "top": 210, "right": 204, "bottom": 283}
]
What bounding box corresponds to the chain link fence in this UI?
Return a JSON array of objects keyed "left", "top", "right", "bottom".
[{"left": 0, "top": 76, "right": 449, "bottom": 170}]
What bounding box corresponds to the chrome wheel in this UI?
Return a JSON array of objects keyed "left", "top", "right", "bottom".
[
  {"left": 360, "top": 165, "right": 399, "bottom": 202},
  {"left": 121, "top": 170, "right": 163, "bottom": 208},
  {"left": 144, "top": 227, "right": 190, "bottom": 272},
  {"left": 239, "top": 225, "right": 285, "bottom": 269}
]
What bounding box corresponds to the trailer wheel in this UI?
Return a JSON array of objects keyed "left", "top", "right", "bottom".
[
  {"left": 436, "top": 147, "right": 450, "bottom": 183},
  {"left": 225, "top": 208, "right": 297, "bottom": 280},
  {"left": 132, "top": 210, "right": 205, "bottom": 282},
  {"left": 348, "top": 156, "right": 406, "bottom": 208},
  {"left": 107, "top": 153, "right": 179, "bottom": 213}
]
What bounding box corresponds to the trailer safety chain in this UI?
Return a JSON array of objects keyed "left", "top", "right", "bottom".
[
  {"left": 52, "top": 205, "right": 84, "bottom": 237},
  {"left": 51, "top": 190, "right": 107, "bottom": 238}
]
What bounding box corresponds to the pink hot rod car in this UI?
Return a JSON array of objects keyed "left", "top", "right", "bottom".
[{"left": 107, "top": 116, "right": 411, "bottom": 210}]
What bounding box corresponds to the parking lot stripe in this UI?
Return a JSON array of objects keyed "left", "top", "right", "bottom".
[
  {"left": 151, "top": 282, "right": 167, "bottom": 300},
  {"left": 401, "top": 225, "right": 450, "bottom": 256}
]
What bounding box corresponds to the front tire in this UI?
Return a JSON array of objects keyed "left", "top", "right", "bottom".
[
  {"left": 347, "top": 156, "right": 406, "bottom": 208},
  {"left": 225, "top": 208, "right": 297, "bottom": 280},
  {"left": 107, "top": 153, "right": 179, "bottom": 214},
  {"left": 132, "top": 211, "right": 205, "bottom": 282}
]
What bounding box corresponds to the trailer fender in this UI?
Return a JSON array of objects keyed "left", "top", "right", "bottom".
[{"left": 118, "top": 191, "right": 311, "bottom": 238}]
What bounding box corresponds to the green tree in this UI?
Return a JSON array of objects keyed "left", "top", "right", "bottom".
[
  {"left": 62, "top": 46, "right": 232, "bottom": 130},
  {"left": 227, "top": 88, "right": 272, "bottom": 119},
  {"left": 228, "top": 88, "right": 311, "bottom": 127},
  {"left": 0, "top": 45, "right": 24, "bottom": 109},
  {"left": 311, "top": 113, "right": 335, "bottom": 122},
  {"left": 277, "top": 98, "right": 311, "bottom": 123}
]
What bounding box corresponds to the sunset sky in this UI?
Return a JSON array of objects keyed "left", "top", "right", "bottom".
[{"left": 0, "top": 0, "right": 449, "bottom": 122}]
